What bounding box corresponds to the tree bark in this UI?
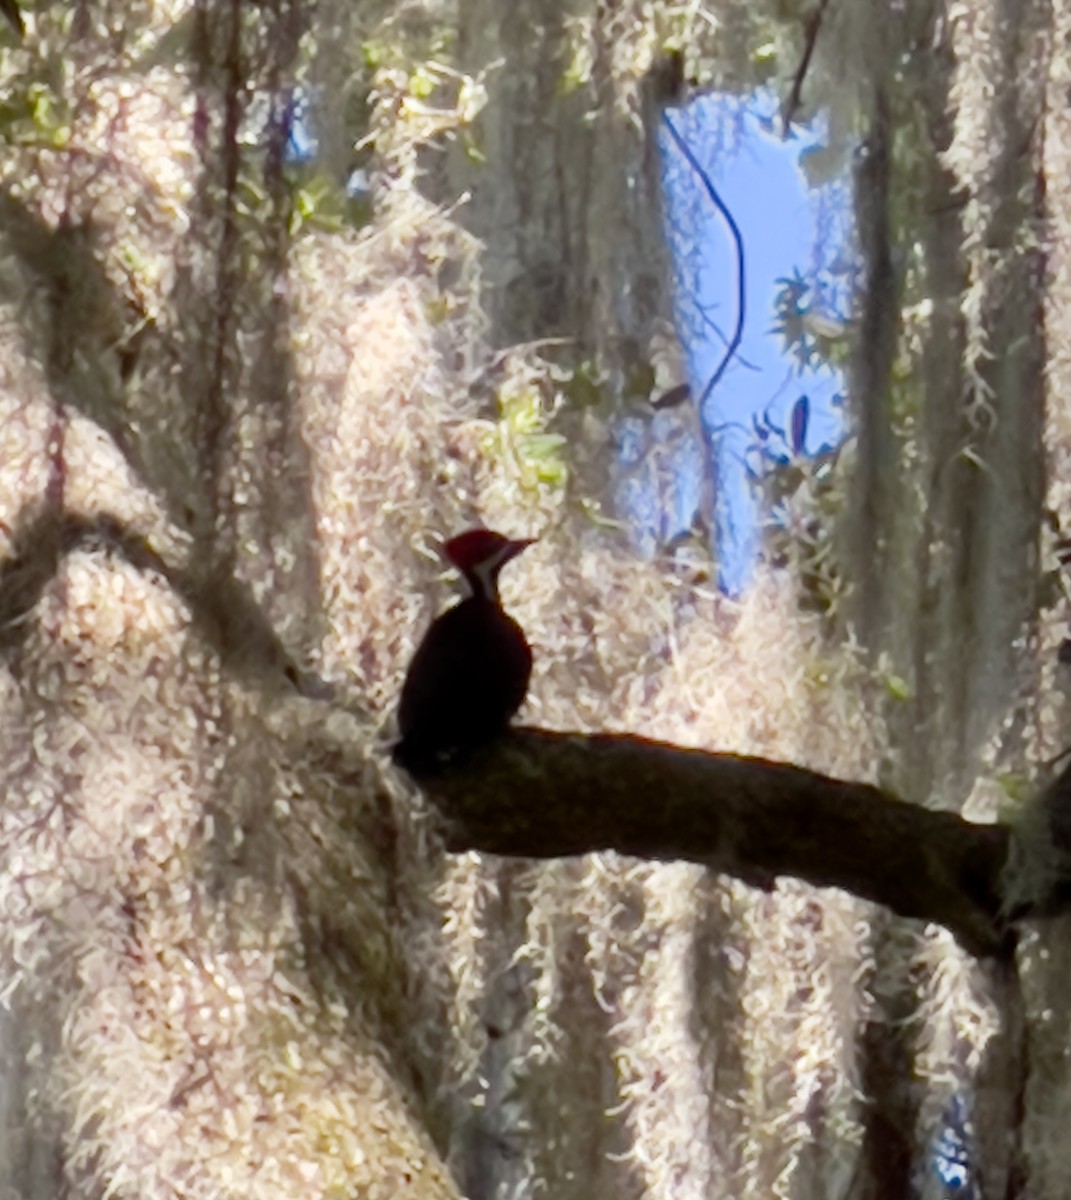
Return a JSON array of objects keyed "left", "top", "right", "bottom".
[{"left": 405, "top": 728, "right": 1014, "bottom": 958}]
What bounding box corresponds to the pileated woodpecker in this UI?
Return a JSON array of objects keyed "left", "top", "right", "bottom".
[{"left": 393, "top": 529, "right": 535, "bottom": 772}]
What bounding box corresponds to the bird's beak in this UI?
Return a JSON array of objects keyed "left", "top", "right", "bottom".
[{"left": 506, "top": 537, "right": 537, "bottom": 562}]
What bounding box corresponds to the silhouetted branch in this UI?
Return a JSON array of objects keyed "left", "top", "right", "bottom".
[{"left": 410, "top": 728, "right": 1015, "bottom": 959}]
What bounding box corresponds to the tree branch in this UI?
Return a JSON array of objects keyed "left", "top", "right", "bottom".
[{"left": 409, "top": 728, "right": 1014, "bottom": 959}]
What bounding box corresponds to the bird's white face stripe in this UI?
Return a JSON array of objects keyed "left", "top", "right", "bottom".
[{"left": 470, "top": 540, "right": 516, "bottom": 600}]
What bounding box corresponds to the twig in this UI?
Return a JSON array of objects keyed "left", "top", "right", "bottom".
[
  {"left": 662, "top": 112, "right": 746, "bottom": 413},
  {"left": 781, "top": 0, "right": 832, "bottom": 136}
]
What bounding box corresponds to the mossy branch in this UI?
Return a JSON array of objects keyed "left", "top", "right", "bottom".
[{"left": 409, "top": 728, "right": 1014, "bottom": 959}]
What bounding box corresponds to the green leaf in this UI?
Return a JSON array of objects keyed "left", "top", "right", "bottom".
[
  {"left": 362, "top": 40, "right": 387, "bottom": 68},
  {"left": 408, "top": 68, "right": 435, "bottom": 100},
  {"left": 518, "top": 433, "right": 567, "bottom": 460},
  {"left": 995, "top": 772, "right": 1030, "bottom": 805}
]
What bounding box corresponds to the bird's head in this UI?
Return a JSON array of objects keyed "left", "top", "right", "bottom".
[{"left": 445, "top": 529, "right": 535, "bottom": 601}]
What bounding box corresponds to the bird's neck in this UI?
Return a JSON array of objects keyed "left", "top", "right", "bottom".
[{"left": 464, "top": 561, "right": 502, "bottom": 604}]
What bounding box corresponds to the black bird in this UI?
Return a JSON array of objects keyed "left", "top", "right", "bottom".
[{"left": 393, "top": 529, "right": 535, "bottom": 772}]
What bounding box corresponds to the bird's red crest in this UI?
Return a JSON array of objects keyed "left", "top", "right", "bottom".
[
  {"left": 444, "top": 529, "right": 535, "bottom": 602},
  {"left": 444, "top": 529, "right": 513, "bottom": 571}
]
